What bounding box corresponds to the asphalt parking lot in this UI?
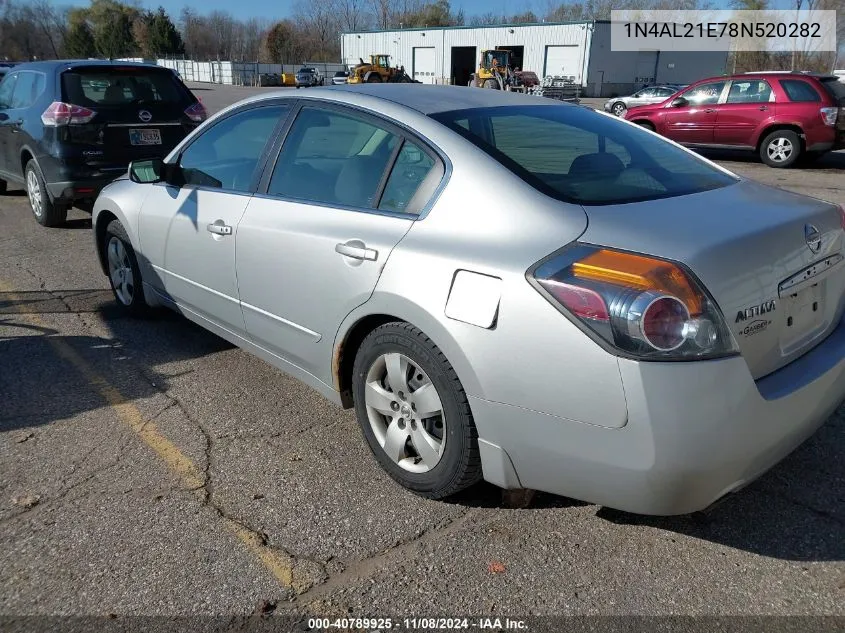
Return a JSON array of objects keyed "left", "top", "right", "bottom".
[{"left": 1, "top": 82, "right": 844, "bottom": 627}]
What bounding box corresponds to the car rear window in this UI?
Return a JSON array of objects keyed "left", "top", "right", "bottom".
[
  {"left": 430, "top": 105, "right": 737, "bottom": 206},
  {"left": 780, "top": 79, "right": 821, "bottom": 102},
  {"left": 819, "top": 77, "right": 845, "bottom": 103},
  {"left": 61, "top": 67, "right": 190, "bottom": 107}
]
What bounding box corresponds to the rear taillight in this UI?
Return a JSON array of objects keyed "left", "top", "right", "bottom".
[
  {"left": 184, "top": 102, "right": 207, "bottom": 122},
  {"left": 41, "top": 102, "right": 96, "bottom": 126},
  {"left": 531, "top": 244, "right": 738, "bottom": 360},
  {"left": 820, "top": 106, "right": 838, "bottom": 126}
]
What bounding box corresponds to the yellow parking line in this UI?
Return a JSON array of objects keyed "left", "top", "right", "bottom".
[{"left": 0, "top": 280, "right": 296, "bottom": 589}]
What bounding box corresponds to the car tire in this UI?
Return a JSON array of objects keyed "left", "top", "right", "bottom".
[
  {"left": 103, "top": 219, "right": 149, "bottom": 317},
  {"left": 611, "top": 101, "right": 627, "bottom": 116},
  {"left": 25, "top": 160, "right": 67, "bottom": 227},
  {"left": 0, "top": 178, "right": 6, "bottom": 194},
  {"left": 760, "top": 129, "right": 801, "bottom": 168},
  {"left": 352, "top": 322, "right": 482, "bottom": 499}
]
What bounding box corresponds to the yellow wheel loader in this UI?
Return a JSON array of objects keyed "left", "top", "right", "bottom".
[
  {"left": 347, "top": 54, "right": 416, "bottom": 84},
  {"left": 469, "top": 49, "right": 525, "bottom": 92}
]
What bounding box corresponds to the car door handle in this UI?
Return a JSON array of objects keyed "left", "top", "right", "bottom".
[
  {"left": 704, "top": 108, "right": 716, "bottom": 113},
  {"left": 759, "top": 105, "right": 769, "bottom": 111},
  {"left": 207, "top": 221, "right": 232, "bottom": 236},
  {"left": 335, "top": 242, "right": 378, "bottom": 261}
]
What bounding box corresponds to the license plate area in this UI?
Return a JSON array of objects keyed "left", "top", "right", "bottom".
[
  {"left": 129, "top": 128, "right": 162, "bottom": 146},
  {"left": 780, "top": 283, "right": 825, "bottom": 354}
]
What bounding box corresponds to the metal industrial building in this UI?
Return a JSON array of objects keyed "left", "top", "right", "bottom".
[{"left": 341, "top": 21, "right": 729, "bottom": 97}]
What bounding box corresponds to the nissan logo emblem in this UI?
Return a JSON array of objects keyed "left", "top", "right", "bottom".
[
  {"left": 138, "top": 110, "right": 152, "bottom": 123},
  {"left": 805, "top": 224, "right": 822, "bottom": 254}
]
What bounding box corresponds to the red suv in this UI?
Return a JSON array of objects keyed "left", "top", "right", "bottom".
[{"left": 624, "top": 72, "right": 845, "bottom": 168}]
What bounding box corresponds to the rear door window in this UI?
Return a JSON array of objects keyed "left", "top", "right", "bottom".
[
  {"left": 268, "top": 107, "right": 400, "bottom": 208},
  {"left": 378, "top": 141, "right": 438, "bottom": 214},
  {"left": 780, "top": 79, "right": 821, "bottom": 102},
  {"left": 10, "top": 72, "right": 45, "bottom": 109},
  {"left": 726, "top": 80, "right": 773, "bottom": 104},
  {"left": 0, "top": 73, "right": 18, "bottom": 109}
]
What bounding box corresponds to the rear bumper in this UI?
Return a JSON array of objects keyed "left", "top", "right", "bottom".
[
  {"left": 471, "top": 313, "right": 845, "bottom": 515},
  {"left": 40, "top": 159, "right": 126, "bottom": 202}
]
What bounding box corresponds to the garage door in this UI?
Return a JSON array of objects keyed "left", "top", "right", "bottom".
[
  {"left": 635, "top": 51, "right": 658, "bottom": 84},
  {"left": 543, "top": 45, "right": 581, "bottom": 81},
  {"left": 413, "top": 47, "right": 436, "bottom": 84}
]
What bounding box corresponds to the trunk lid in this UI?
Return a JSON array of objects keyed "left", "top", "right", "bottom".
[
  {"left": 579, "top": 180, "right": 845, "bottom": 379},
  {"left": 59, "top": 65, "right": 197, "bottom": 167}
]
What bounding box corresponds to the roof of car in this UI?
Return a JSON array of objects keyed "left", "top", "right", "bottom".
[
  {"left": 7, "top": 59, "right": 166, "bottom": 72},
  {"left": 313, "top": 84, "right": 565, "bottom": 115}
]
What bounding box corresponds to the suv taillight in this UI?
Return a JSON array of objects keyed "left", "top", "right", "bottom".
[
  {"left": 184, "top": 102, "right": 206, "bottom": 122},
  {"left": 530, "top": 244, "right": 739, "bottom": 360},
  {"left": 820, "top": 106, "right": 838, "bottom": 126},
  {"left": 41, "top": 102, "right": 96, "bottom": 126}
]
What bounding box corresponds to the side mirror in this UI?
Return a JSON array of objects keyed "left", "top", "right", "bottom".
[
  {"left": 129, "top": 158, "right": 164, "bottom": 184},
  {"left": 670, "top": 96, "right": 688, "bottom": 108}
]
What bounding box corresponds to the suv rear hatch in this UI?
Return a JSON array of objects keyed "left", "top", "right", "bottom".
[
  {"left": 580, "top": 180, "right": 845, "bottom": 379},
  {"left": 818, "top": 76, "right": 845, "bottom": 142},
  {"left": 58, "top": 65, "right": 201, "bottom": 169}
]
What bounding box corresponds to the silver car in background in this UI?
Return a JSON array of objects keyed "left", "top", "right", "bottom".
[
  {"left": 604, "top": 85, "right": 685, "bottom": 116},
  {"left": 92, "top": 85, "right": 845, "bottom": 515}
]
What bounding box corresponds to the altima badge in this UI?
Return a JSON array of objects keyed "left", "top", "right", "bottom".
[
  {"left": 138, "top": 110, "right": 152, "bottom": 123},
  {"left": 735, "top": 300, "right": 776, "bottom": 323},
  {"left": 805, "top": 224, "right": 822, "bottom": 254}
]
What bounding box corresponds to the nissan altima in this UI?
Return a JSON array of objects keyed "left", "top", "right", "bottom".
[{"left": 91, "top": 85, "right": 845, "bottom": 515}]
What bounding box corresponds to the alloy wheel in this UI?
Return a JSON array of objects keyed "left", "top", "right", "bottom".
[
  {"left": 107, "top": 236, "right": 135, "bottom": 306},
  {"left": 364, "top": 352, "right": 446, "bottom": 473},
  {"left": 26, "top": 170, "right": 42, "bottom": 218},
  {"left": 767, "top": 137, "right": 793, "bottom": 163}
]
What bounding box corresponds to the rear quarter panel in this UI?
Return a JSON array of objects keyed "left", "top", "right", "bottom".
[{"left": 336, "top": 118, "right": 629, "bottom": 430}]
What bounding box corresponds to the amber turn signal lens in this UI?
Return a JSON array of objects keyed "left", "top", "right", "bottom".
[{"left": 571, "top": 249, "right": 703, "bottom": 315}]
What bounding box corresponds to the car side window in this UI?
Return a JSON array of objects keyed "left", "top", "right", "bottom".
[
  {"left": 683, "top": 81, "right": 726, "bottom": 105},
  {"left": 780, "top": 79, "right": 821, "bottom": 102},
  {"left": 267, "top": 107, "right": 400, "bottom": 208},
  {"left": 178, "top": 104, "right": 287, "bottom": 192},
  {"left": 726, "top": 80, "right": 772, "bottom": 104},
  {"left": 0, "top": 73, "right": 18, "bottom": 109},
  {"left": 656, "top": 87, "right": 675, "bottom": 97},
  {"left": 378, "top": 141, "right": 437, "bottom": 214},
  {"left": 10, "top": 72, "right": 45, "bottom": 109},
  {"left": 637, "top": 88, "right": 656, "bottom": 98}
]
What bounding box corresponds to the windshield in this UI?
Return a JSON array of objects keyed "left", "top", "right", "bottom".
[
  {"left": 485, "top": 51, "right": 509, "bottom": 68},
  {"left": 61, "top": 67, "right": 189, "bottom": 107},
  {"left": 430, "top": 105, "right": 737, "bottom": 206}
]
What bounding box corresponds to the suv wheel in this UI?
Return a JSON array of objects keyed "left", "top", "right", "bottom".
[
  {"left": 611, "top": 101, "right": 627, "bottom": 116},
  {"left": 25, "top": 160, "right": 67, "bottom": 227},
  {"left": 760, "top": 129, "right": 801, "bottom": 168}
]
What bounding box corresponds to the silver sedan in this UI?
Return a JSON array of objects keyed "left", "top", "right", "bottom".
[
  {"left": 604, "top": 85, "right": 683, "bottom": 116},
  {"left": 92, "top": 85, "right": 845, "bottom": 515}
]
